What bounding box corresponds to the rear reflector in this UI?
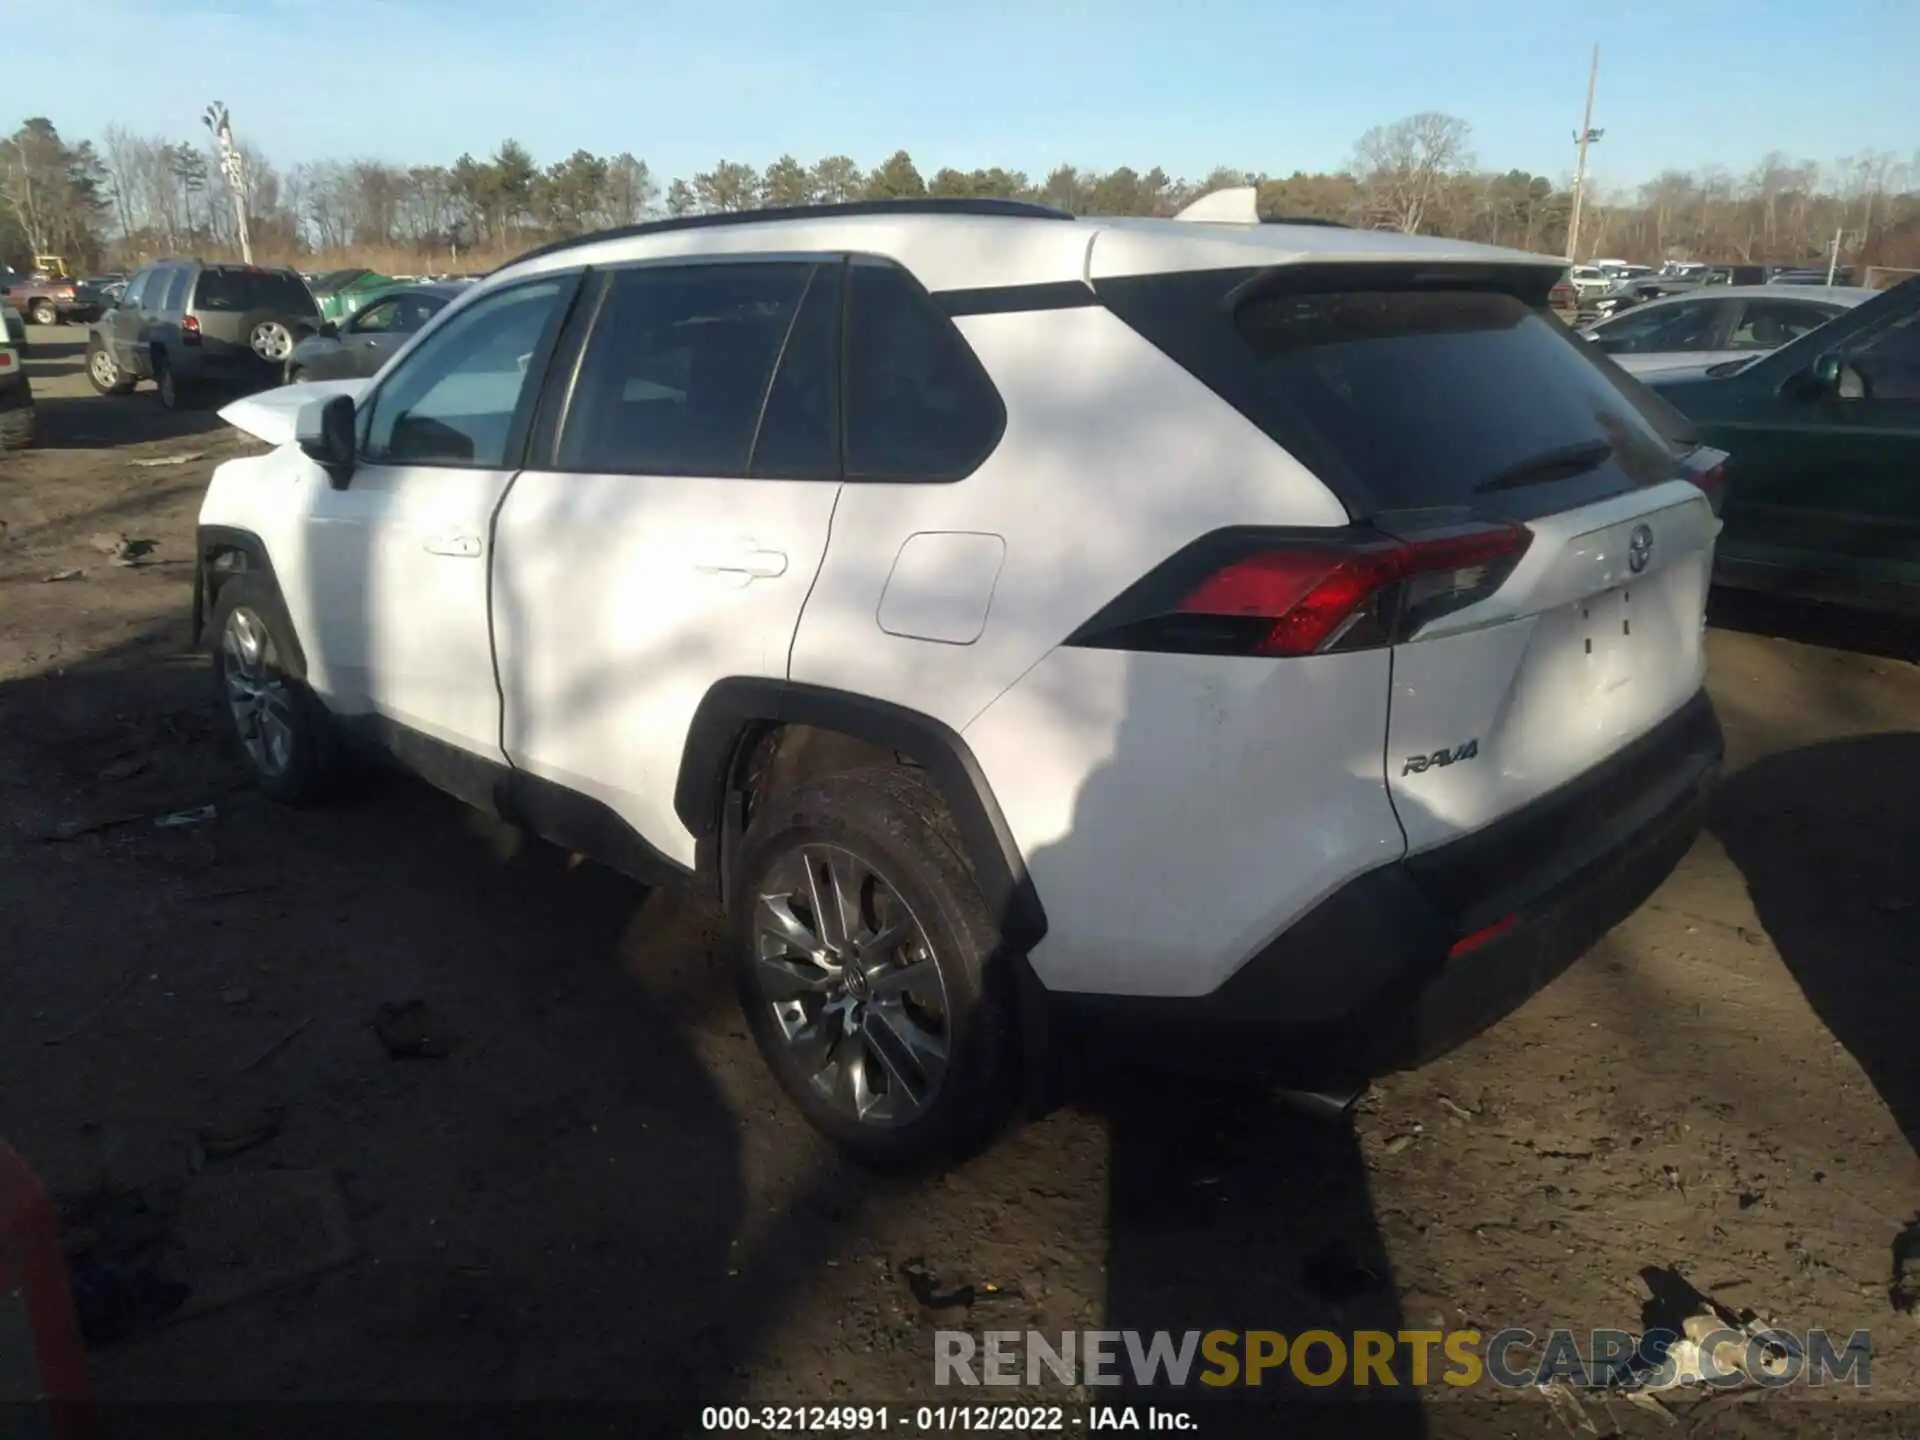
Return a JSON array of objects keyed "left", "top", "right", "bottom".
[
  {"left": 1068, "top": 521, "right": 1532, "bottom": 659},
  {"left": 1682, "top": 451, "right": 1728, "bottom": 515},
  {"left": 1448, "top": 914, "right": 1517, "bottom": 958}
]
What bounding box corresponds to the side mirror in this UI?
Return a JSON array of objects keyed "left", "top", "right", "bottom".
[
  {"left": 296, "top": 393, "right": 357, "bottom": 489},
  {"left": 319, "top": 320, "right": 338, "bottom": 338},
  {"left": 1786, "top": 352, "right": 1844, "bottom": 401}
]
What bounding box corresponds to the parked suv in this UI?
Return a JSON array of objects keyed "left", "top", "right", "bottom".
[
  {"left": 195, "top": 195, "right": 1726, "bottom": 1163},
  {"left": 86, "top": 261, "right": 321, "bottom": 409}
]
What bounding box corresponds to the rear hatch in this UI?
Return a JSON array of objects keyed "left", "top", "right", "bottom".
[
  {"left": 191, "top": 267, "right": 321, "bottom": 358},
  {"left": 1094, "top": 262, "right": 1723, "bottom": 858}
]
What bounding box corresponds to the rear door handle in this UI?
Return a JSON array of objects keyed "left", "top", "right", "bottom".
[
  {"left": 697, "top": 548, "right": 788, "bottom": 580},
  {"left": 423, "top": 534, "right": 482, "bottom": 558}
]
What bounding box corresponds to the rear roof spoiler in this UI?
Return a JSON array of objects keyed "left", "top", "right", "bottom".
[{"left": 1174, "top": 185, "right": 1351, "bottom": 228}]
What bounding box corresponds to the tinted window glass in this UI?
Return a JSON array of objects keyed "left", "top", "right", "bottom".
[
  {"left": 362, "top": 278, "right": 567, "bottom": 468},
  {"left": 161, "top": 267, "right": 192, "bottom": 312},
  {"left": 119, "top": 269, "right": 153, "bottom": 309},
  {"left": 750, "top": 264, "right": 841, "bottom": 480},
  {"left": 1099, "top": 270, "right": 1679, "bottom": 519},
  {"left": 1728, "top": 299, "right": 1837, "bottom": 351},
  {"left": 1593, "top": 300, "right": 1722, "bottom": 354},
  {"left": 192, "top": 268, "right": 320, "bottom": 316},
  {"left": 556, "top": 263, "right": 810, "bottom": 477},
  {"left": 1843, "top": 307, "right": 1920, "bottom": 400},
  {"left": 396, "top": 293, "right": 446, "bottom": 332},
  {"left": 349, "top": 298, "right": 400, "bottom": 333},
  {"left": 845, "top": 262, "right": 1004, "bottom": 481}
]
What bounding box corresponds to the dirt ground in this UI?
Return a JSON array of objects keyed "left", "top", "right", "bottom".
[{"left": 2, "top": 327, "right": 1918, "bottom": 1437}]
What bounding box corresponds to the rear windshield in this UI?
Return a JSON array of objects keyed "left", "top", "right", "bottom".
[
  {"left": 1098, "top": 269, "right": 1687, "bottom": 521},
  {"left": 192, "top": 268, "right": 319, "bottom": 315}
]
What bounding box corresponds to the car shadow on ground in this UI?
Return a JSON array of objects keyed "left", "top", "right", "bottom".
[
  {"left": 24, "top": 395, "right": 227, "bottom": 449},
  {"left": 1711, "top": 730, "right": 1920, "bottom": 1157},
  {"left": 0, "top": 635, "right": 753, "bottom": 1428}
]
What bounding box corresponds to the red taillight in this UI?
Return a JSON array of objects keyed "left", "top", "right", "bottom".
[
  {"left": 1685, "top": 460, "right": 1726, "bottom": 509},
  {"left": 181, "top": 314, "right": 202, "bottom": 346},
  {"left": 1158, "top": 524, "right": 1532, "bottom": 658}
]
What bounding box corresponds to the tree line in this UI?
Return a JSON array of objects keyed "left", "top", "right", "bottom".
[{"left": 5, "top": 110, "right": 1919, "bottom": 275}]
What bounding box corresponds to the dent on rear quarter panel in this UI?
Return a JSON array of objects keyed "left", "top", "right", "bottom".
[{"left": 962, "top": 646, "right": 1405, "bottom": 998}]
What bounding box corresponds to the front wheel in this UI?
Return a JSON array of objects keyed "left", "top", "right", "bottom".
[
  {"left": 28, "top": 300, "right": 56, "bottom": 326},
  {"left": 208, "top": 574, "right": 341, "bottom": 805},
  {"left": 730, "top": 765, "right": 1019, "bottom": 1167}
]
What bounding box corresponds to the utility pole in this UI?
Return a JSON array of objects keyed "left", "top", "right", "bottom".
[
  {"left": 202, "top": 102, "right": 253, "bottom": 264},
  {"left": 1565, "top": 45, "right": 1602, "bottom": 263}
]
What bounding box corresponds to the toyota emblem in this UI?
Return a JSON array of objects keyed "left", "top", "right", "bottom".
[{"left": 1627, "top": 524, "right": 1654, "bottom": 575}]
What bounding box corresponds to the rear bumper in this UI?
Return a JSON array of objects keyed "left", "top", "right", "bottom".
[
  {"left": 174, "top": 341, "right": 277, "bottom": 386},
  {"left": 1049, "top": 690, "right": 1722, "bottom": 1082}
]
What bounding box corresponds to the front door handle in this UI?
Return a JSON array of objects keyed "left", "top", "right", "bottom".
[
  {"left": 697, "top": 548, "right": 788, "bottom": 580},
  {"left": 423, "top": 534, "right": 482, "bottom": 558}
]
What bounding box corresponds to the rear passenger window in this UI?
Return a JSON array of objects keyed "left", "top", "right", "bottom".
[
  {"left": 161, "top": 268, "right": 191, "bottom": 312},
  {"left": 844, "top": 261, "right": 1004, "bottom": 481},
  {"left": 557, "top": 263, "right": 814, "bottom": 477}
]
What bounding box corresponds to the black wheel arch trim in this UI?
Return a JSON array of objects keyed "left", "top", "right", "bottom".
[
  {"left": 194, "top": 525, "right": 306, "bottom": 674},
  {"left": 675, "top": 678, "right": 1048, "bottom": 952}
]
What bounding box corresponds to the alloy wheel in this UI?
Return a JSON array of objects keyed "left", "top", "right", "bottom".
[
  {"left": 88, "top": 349, "right": 119, "bottom": 388},
  {"left": 221, "top": 607, "right": 297, "bottom": 778},
  {"left": 250, "top": 320, "right": 294, "bottom": 362},
  {"left": 752, "top": 844, "right": 951, "bottom": 1127}
]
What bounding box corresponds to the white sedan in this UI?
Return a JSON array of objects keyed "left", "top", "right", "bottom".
[{"left": 1580, "top": 284, "right": 1878, "bottom": 377}]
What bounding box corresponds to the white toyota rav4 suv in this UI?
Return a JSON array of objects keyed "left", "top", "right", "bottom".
[{"left": 198, "top": 192, "right": 1727, "bottom": 1163}]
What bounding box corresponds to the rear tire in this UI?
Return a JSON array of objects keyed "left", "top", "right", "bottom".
[
  {"left": 28, "top": 300, "right": 56, "bottom": 326},
  {"left": 153, "top": 352, "right": 193, "bottom": 410},
  {"left": 0, "top": 377, "right": 35, "bottom": 451},
  {"left": 208, "top": 573, "right": 341, "bottom": 806},
  {"left": 730, "top": 764, "right": 1020, "bottom": 1168},
  {"left": 86, "top": 341, "right": 135, "bottom": 395}
]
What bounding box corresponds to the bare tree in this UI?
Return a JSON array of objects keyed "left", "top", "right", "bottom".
[{"left": 1352, "top": 112, "right": 1474, "bottom": 234}]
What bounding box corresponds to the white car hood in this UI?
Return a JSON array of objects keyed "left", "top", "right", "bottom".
[{"left": 218, "top": 379, "right": 369, "bottom": 446}]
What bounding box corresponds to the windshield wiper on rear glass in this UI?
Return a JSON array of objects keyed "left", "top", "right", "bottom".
[
  {"left": 1704, "top": 356, "right": 1759, "bottom": 378},
  {"left": 1475, "top": 439, "right": 1613, "bottom": 493}
]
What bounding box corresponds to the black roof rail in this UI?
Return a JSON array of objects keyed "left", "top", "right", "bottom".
[
  {"left": 493, "top": 197, "right": 1077, "bottom": 275},
  {"left": 1263, "top": 216, "right": 1352, "bottom": 228}
]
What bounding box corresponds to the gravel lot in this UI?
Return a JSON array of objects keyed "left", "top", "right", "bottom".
[{"left": 3, "top": 326, "right": 1917, "bottom": 1437}]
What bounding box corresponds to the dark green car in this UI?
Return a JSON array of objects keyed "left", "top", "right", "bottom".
[{"left": 1643, "top": 276, "right": 1920, "bottom": 617}]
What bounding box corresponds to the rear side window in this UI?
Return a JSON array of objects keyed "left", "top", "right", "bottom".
[
  {"left": 555, "top": 262, "right": 815, "bottom": 478},
  {"left": 192, "top": 268, "right": 320, "bottom": 316},
  {"left": 1729, "top": 299, "right": 1838, "bottom": 350},
  {"left": 161, "top": 267, "right": 191, "bottom": 312},
  {"left": 845, "top": 261, "right": 1004, "bottom": 482},
  {"left": 1099, "top": 269, "right": 1681, "bottom": 520},
  {"left": 1592, "top": 299, "right": 1723, "bottom": 354}
]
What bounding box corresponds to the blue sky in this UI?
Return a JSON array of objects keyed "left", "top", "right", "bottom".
[{"left": 23, "top": 0, "right": 1920, "bottom": 193}]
